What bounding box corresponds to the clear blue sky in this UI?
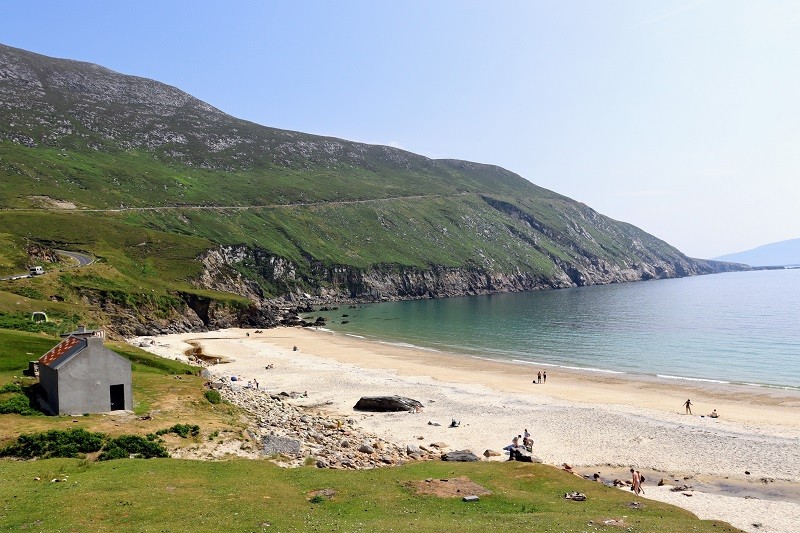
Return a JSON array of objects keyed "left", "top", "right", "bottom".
[{"left": 4, "top": 0, "right": 799, "bottom": 258}]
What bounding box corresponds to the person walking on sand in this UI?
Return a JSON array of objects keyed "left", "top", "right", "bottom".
[
  {"left": 543, "top": 371, "right": 547, "bottom": 384},
  {"left": 684, "top": 398, "right": 693, "bottom": 414},
  {"left": 630, "top": 468, "right": 642, "bottom": 495}
]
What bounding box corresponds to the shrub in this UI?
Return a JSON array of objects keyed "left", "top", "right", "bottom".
[
  {"left": 0, "top": 429, "right": 104, "bottom": 459},
  {"left": 155, "top": 424, "right": 200, "bottom": 438},
  {"left": 204, "top": 389, "right": 221, "bottom": 404},
  {"left": 0, "top": 383, "right": 24, "bottom": 394},
  {"left": 0, "top": 384, "right": 44, "bottom": 416},
  {"left": 98, "top": 435, "right": 168, "bottom": 460},
  {"left": 0, "top": 393, "right": 41, "bottom": 415}
]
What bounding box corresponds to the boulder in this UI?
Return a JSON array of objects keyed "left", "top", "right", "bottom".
[
  {"left": 354, "top": 395, "right": 423, "bottom": 412},
  {"left": 262, "top": 435, "right": 301, "bottom": 455},
  {"left": 358, "top": 444, "right": 375, "bottom": 454},
  {"left": 509, "top": 446, "right": 536, "bottom": 462},
  {"left": 406, "top": 444, "right": 421, "bottom": 455},
  {"left": 441, "top": 450, "right": 480, "bottom": 462}
]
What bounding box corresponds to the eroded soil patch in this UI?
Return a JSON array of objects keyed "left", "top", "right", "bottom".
[{"left": 407, "top": 476, "right": 492, "bottom": 498}]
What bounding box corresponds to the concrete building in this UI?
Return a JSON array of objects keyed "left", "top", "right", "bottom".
[{"left": 38, "top": 332, "right": 132, "bottom": 415}]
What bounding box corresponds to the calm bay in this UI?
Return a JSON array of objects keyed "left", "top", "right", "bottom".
[{"left": 321, "top": 268, "right": 800, "bottom": 390}]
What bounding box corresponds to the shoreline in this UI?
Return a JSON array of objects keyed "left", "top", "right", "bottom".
[
  {"left": 337, "top": 330, "right": 800, "bottom": 394},
  {"left": 131, "top": 326, "right": 800, "bottom": 533}
]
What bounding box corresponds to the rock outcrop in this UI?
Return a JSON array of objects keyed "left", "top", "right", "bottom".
[
  {"left": 218, "top": 386, "right": 442, "bottom": 469},
  {"left": 353, "top": 396, "right": 424, "bottom": 412}
]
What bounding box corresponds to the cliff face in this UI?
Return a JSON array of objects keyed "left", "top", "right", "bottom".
[{"left": 195, "top": 245, "right": 738, "bottom": 305}]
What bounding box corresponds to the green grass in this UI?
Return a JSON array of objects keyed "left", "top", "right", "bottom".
[
  {"left": 0, "top": 107, "right": 697, "bottom": 337},
  {"left": 0, "top": 458, "right": 739, "bottom": 532}
]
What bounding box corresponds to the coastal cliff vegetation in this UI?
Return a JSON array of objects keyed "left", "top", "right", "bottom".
[{"left": 0, "top": 43, "right": 746, "bottom": 336}]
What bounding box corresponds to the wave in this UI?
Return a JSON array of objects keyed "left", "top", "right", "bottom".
[
  {"left": 741, "top": 382, "right": 800, "bottom": 392},
  {"left": 510, "top": 358, "right": 626, "bottom": 375},
  {"left": 656, "top": 374, "right": 730, "bottom": 384},
  {"left": 378, "top": 340, "right": 441, "bottom": 353},
  {"left": 345, "top": 333, "right": 366, "bottom": 339}
]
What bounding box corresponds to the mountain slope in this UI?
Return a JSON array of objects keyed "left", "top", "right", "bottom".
[
  {"left": 0, "top": 43, "right": 744, "bottom": 335},
  {"left": 713, "top": 238, "right": 800, "bottom": 267}
]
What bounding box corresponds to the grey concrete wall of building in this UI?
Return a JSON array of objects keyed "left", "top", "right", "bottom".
[
  {"left": 55, "top": 338, "right": 133, "bottom": 415},
  {"left": 38, "top": 364, "right": 59, "bottom": 414}
]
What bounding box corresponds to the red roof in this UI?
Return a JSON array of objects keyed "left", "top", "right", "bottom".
[{"left": 38, "top": 336, "right": 85, "bottom": 366}]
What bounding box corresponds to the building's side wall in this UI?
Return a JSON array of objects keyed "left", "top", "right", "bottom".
[
  {"left": 38, "top": 364, "right": 59, "bottom": 414},
  {"left": 56, "top": 341, "right": 133, "bottom": 415}
]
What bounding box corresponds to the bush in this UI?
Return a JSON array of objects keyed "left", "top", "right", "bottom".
[
  {"left": 98, "top": 435, "right": 168, "bottom": 460},
  {"left": 0, "top": 393, "right": 41, "bottom": 415},
  {"left": 0, "top": 383, "right": 24, "bottom": 394},
  {"left": 204, "top": 389, "right": 221, "bottom": 404},
  {"left": 155, "top": 424, "right": 200, "bottom": 438},
  {"left": 0, "top": 429, "right": 104, "bottom": 459}
]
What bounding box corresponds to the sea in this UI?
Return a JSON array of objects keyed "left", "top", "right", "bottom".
[{"left": 318, "top": 268, "right": 800, "bottom": 391}]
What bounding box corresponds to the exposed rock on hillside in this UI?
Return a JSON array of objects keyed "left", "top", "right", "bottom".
[{"left": 0, "top": 42, "right": 750, "bottom": 327}]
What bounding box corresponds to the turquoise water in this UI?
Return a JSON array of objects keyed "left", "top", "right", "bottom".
[{"left": 319, "top": 269, "right": 800, "bottom": 389}]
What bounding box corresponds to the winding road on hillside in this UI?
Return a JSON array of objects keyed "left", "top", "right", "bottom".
[
  {"left": 57, "top": 250, "right": 94, "bottom": 267},
  {"left": 0, "top": 250, "right": 94, "bottom": 280}
]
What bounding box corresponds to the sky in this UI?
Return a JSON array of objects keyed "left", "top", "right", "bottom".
[{"left": 3, "top": 0, "right": 799, "bottom": 259}]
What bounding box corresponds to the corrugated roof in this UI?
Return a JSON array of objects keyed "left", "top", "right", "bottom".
[{"left": 38, "top": 336, "right": 86, "bottom": 367}]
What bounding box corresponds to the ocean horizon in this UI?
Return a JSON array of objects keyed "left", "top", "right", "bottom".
[{"left": 318, "top": 269, "right": 800, "bottom": 391}]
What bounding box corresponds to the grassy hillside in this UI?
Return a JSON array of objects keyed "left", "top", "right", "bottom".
[
  {"left": 0, "top": 43, "right": 741, "bottom": 336},
  {"left": 0, "top": 457, "right": 739, "bottom": 532}
]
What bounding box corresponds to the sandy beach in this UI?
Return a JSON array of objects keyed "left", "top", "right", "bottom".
[{"left": 131, "top": 327, "right": 800, "bottom": 533}]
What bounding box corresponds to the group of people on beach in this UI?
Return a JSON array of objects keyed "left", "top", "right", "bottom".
[
  {"left": 534, "top": 371, "right": 547, "bottom": 384},
  {"left": 684, "top": 399, "right": 720, "bottom": 418},
  {"left": 504, "top": 428, "right": 534, "bottom": 452}
]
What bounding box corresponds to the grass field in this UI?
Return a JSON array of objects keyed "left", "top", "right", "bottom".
[{"left": 0, "top": 458, "right": 740, "bottom": 532}]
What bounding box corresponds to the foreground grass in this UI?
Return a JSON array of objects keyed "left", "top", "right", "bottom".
[{"left": 0, "top": 459, "right": 739, "bottom": 532}]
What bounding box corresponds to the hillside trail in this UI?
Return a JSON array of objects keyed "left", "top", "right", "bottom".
[{"left": 1, "top": 192, "right": 470, "bottom": 213}]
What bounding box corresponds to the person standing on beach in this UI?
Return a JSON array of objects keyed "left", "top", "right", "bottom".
[
  {"left": 543, "top": 371, "right": 547, "bottom": 384},
  {"left": 684, "top": 398, "right": 692, "bottom": 414},
  {"left": 630, "top": 468, "right": 642, "bottom": 495},
  {"left": 537, "top": 371, "right": 541, "bottom": 384}
]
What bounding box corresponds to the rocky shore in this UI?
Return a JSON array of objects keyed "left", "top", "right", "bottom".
[{"left": 217, "top": 385, "right": 445, "bottom": 469}]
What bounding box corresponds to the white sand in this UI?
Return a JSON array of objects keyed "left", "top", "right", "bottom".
[{"left": 131, "top": 327, "right": 800, "bottom": 533}]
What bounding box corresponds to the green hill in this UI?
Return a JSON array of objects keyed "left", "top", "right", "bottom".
[{"left": 0, "top": 43, "right": 744, "bottom": 336}]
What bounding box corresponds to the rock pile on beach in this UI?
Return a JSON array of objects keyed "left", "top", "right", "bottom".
[{"left": 220, "top": 387, "right": 443, "bottom": 469}]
